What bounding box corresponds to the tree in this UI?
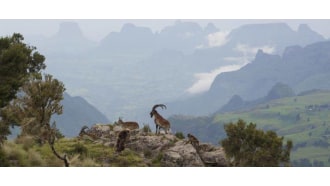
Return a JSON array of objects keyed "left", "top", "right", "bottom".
[
  {"left": 220, "top": 119, "right": 292, "bottom": 167},
  {"left": 1, "top": 74, "right": 65, "bottom": 140},
  {"left": 0, "top": 74, "right": 69, "bottom": 166},
  {"left": 0, "top": 33, "right": 45, "bottom": 108},
  {"left": 0, "top": 33, "right": 45, "bottom": 144}
]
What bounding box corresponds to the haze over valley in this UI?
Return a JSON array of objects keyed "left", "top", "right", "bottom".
[{"left": 2, "top": 20, "right": 328, "bottom": 125}]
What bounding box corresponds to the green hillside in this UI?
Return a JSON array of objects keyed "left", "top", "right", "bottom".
[
  {"left": 171, "top": 90, "right": 330, "bottom": 166},
  {"left": 215, "top": 90, "right": 330, "bottom": 166}
]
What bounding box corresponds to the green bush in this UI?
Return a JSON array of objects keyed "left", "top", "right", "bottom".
[
  {"left": 220, "top": 119, "right": 293, "bottom": 167},
  {"left": 0, "top": 148, "right": 9, "bottom": 166},
  {"left": 142, "top": 124, "right": 152, "bottom": 133},
  {"left": 27, "top": 149, "right": 46, "bottom": 166},
  {"left": 70, "top": 143, "right": 88, "bottom": 156},
  {"left": 4, "top": 142, "right": 48, "bottom": 166},
  {"left": 175, "top": 132, "right": 185, "bottom": 139},
  {"left": 15, "top": 135, "right": 36, "bottom": 150},
  {"left": 143, "top": 149, "right": 153, "bottom": 158},
  {"left": 112, "top": 149, "right": 145, "bottom": 167},
  {"left": 151, "top": 153, "right": 164, "bottom": 166}
]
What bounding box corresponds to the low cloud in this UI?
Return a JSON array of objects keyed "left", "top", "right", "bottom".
[
  {"left": 207, "top": 31, "right": 229, "bottom": 47},
  {"left": 232, "top": 43, "right": 276, "bottom": 63},
  {"left": 188, "top": 43, "right": 276, "bottom": 95},
  {"left": 196, "top": 31, "right": 229, "bottom": 49},
  {"left": 235, "top": 43, "right": 275, "bottom": 56},
  {"left": 186, "top": 64, "right": 243, "bottom": 95}
]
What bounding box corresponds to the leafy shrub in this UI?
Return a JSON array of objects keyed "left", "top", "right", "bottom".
[
  {"left": 70, "top": 143, "right": 88, "bottom": 156},
  {"left": 2, "top": 141, "right": 47, "bottom": 166},
  {"left": 142, "top": 124, "right": 152, "bottom": 133},
  {"left": 112, "top": 149, "right": 145, "bottom": 167},
  {"left": 151, "top": 153, "right": 164, "bottom": 166},
  {"left": 15, "top": 135, "right": 36, "bottom": 150},
  {"left": 27, "top": 149, "right": 46, "bottom": 166},
  {"left": 143, "top": 149, "right": 153, "bottom": 158},
  {"left": 220, "top": 119, "right": 293, "bottom": 167},
  {"left": 70, "top": 155, "right": 100, "bottom": 167},
  {"left": 2, "top": 142, "right": 28, "bottom": 166},
  {"left": 0, "top": 148, "right": 9, "bottom": 166},
  {"left": 175, "top": 132, "right": 185, "bottom": 139}
]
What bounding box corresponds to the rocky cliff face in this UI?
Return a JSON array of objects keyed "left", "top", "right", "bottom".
[{"left": 80, "top": 124, "right": 227, "bottom": 167}]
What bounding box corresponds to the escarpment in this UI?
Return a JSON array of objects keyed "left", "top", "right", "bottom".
[{"left": 78, "top": 124, "right": 227, "bottom": 167}]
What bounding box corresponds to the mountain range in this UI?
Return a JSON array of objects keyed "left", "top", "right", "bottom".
[
  {"left": 9, "top": 92, "right": 109, "bottom": 138},
  {"left": 168, "top": 40, "right": 330, "bottom": 116},
  {"left": 22, "top": 20, "right": 327, "bottom": 124},
  {"left": 52, "top": 93, "right": 109, "bottom": 137}
]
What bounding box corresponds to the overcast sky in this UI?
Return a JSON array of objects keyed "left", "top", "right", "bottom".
[
  {"left": 1, "top": 19, "right": 330, "bottom": 42},
  {"left": 1, "top": 0, "right": 329, "bottom": 41}
]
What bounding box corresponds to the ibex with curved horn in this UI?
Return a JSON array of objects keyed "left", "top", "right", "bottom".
[{"left": 150, "top": 104, "right": 171, "bottom": 134}]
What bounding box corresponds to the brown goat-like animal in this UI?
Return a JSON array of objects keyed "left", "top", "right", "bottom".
[
  {"left": 150, "top": 104, "right": 171, "bottom": 134},
  {"left": 116, "top": 130, "right": 130, "bottom": 153},
  {"left": 78, "top": 125, "right": 99, "bottom": 140},
  {"left": 186, "top": 133, "right": 200, "bottom": 148},
  {"left": 117, "top": 118, "right": 139, "bottom": 130}
]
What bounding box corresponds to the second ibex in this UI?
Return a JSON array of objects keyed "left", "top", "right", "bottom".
[{"left": 150, "top": 104, "right": 171, "bottom": 134}]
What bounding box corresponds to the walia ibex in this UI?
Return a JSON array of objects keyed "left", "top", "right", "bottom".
[
  {"left": 150, "top": 104, "right": 171, "bottom": 134},
  {"left": 186, "top": 133, "right": 200, "bottom": 150},
  {"left": 78, "top": 125, "right": 102, "bottom": 140},
  {"left": 117, "top": 117, "right": 139, "bottom": 130},
  {"left": 116, "top": 129, "right": 130, "bottom": 153}
]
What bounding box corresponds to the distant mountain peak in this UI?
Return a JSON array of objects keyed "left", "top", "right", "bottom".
[
  {"left": 204, "top": 23, "right": 219, "bottom": 34},
  {"left": 282, "top": 45, "right": 303, "bottom": 60},
  {"left": 296, "top": 23, "right": 325, "bottom": 42},
  {"left": 256, "top": 49, "right": 265, "bottom": 56},
  {"left": 265, "top": 82, "right": 295, "bottom": 100},
  {"left": 121, "top": 23, "right": 136, "bottom": 32},
  {"left": 298, "top": 24, "right": 312, "bottom": 32},
  {"left": 57, "top": 22, "right": 83, "bottom": 38},
  {"left": 232, "top": 22, "right": 292, "bottom": 33},
  {"left": 161, "top": 20, "right": 203, "bottom": 35},
  {"left": 253, "top": 49, "right": 281, "bottom": 63},
  {"left": 120, "top": 23, "right": 153, "bottom": 33}
]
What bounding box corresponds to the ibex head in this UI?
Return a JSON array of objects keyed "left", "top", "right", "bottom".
[
  {"left": 150, "top": 104, "right": 167, "bottom": 118},
  {"left": 118, "top": 117, "right": 123, "bottom": 124}
]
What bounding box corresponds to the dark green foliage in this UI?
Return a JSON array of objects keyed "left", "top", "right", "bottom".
[
  {"left": 53, "top": 127, "right": 65, "bottom": 139},
  {"left": 0, "top": 33, "right": 45, "bottom": 144},
  {"left": 175, "top": 132, "right": 185, "bottom": 139},
  {"left": 1, "top": 74, "right": 65, "bottom": 138},
  {"left": 151, "top": 153, "right": 164, "bottom": 166},
  {"left": 220, "top": 119, "right": 293, "bottom": 167},
  {"left": 70, "top": 143, "right": 88, "bottom": 156},
  {"left": 0, "top": 148, "right": 9, "bottom": 166},
  {"left": 0, "top": 33, "right": 45, "bottom": 108},
  {"left": 15, "top": 135, "right": 36, "bottom": 150},
  {"left": 143, "top": 149, "right": 153, "bottom": 158}
]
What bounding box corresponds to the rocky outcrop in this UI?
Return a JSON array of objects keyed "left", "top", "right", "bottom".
[
  {"left": 78, "top": 125, "right": 227, "bottom": 167},
  {"left": 127, "top": 132, "right": 227, "bottom": 167}
]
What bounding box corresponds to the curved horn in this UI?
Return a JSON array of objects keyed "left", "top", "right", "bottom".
[
  {"left": 79, "top": 125, "right": 89, "bottom": 134},
  {"left": 152, "top": 104, "right": 167, "bottom": 111},
  {"left": 82, "top": 125, "right": 89, "bottom": 131}
]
